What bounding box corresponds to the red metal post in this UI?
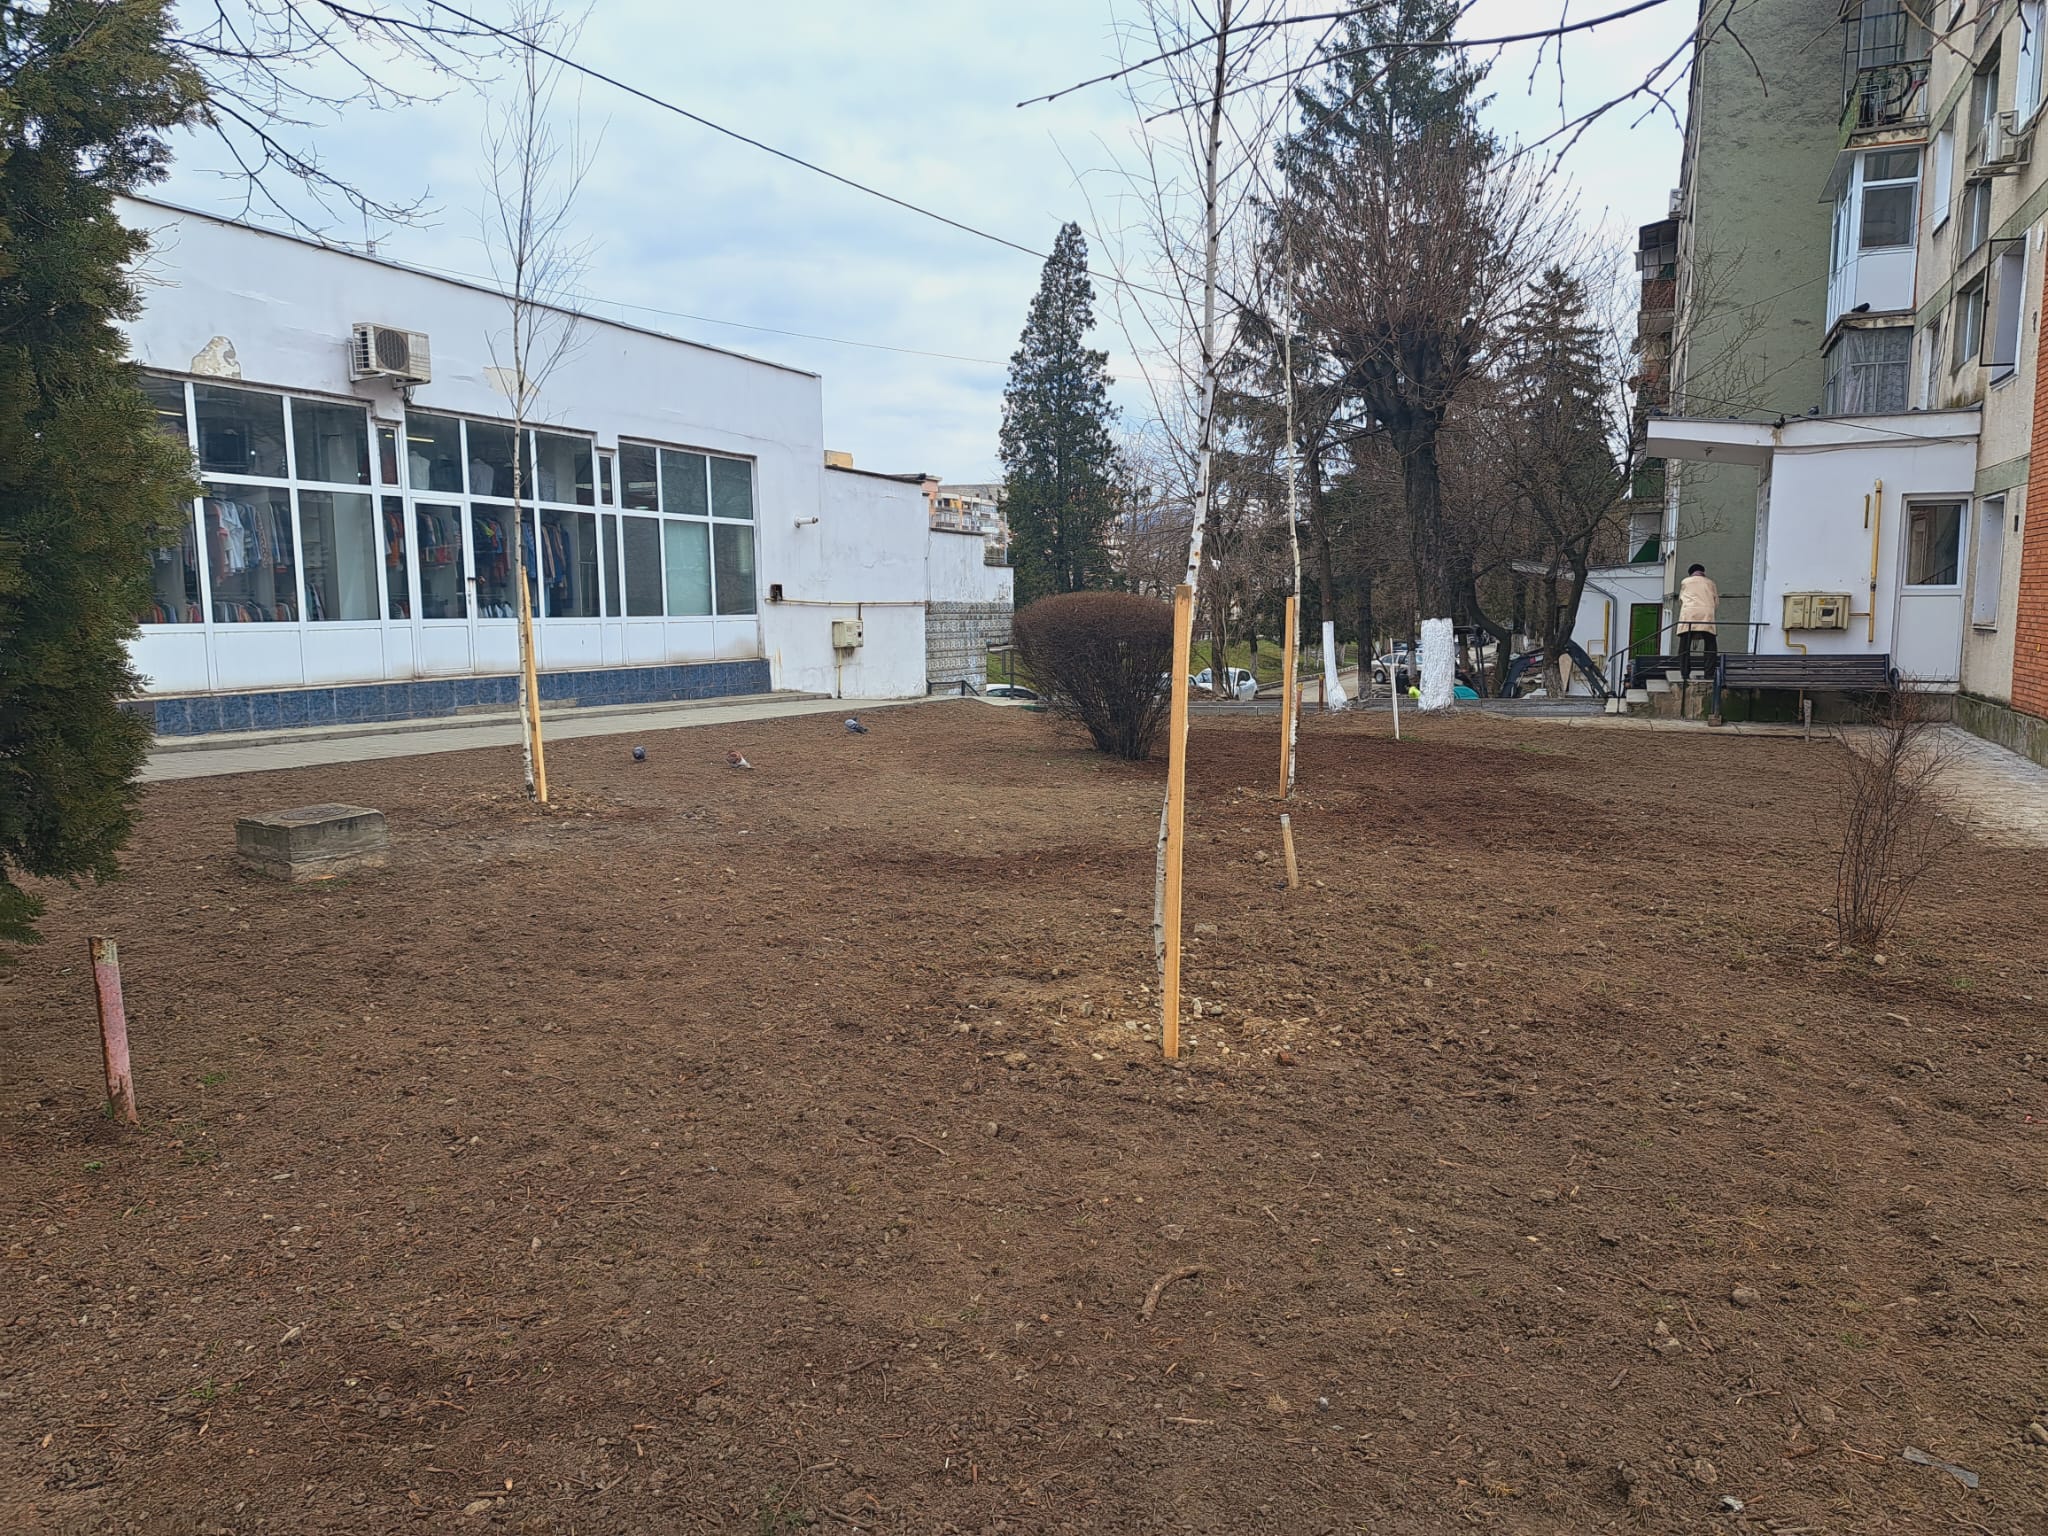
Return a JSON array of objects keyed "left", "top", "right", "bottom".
[{"left": 89, "top": 937, "right": 137, "bottom": 1124}]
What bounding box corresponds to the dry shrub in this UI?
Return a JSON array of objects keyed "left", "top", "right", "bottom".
[
  {"left": 1834, "top": 693, "right": 1965, "bottom": 949},
  {"left": 1012, "top": 592, "right": 1174, "bottom": 761}
]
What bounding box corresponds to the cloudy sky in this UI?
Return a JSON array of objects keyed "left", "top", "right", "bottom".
[{"left": 160, "top": 1, "right": 1693, "bottom": 481}]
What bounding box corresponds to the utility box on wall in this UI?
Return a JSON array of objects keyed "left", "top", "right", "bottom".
[
  {"left": 1783, "top": 592, "right": 1851, "bottom": 631},
  {"left": 831, "top": 618, "right": 864, "bottom": 650}
]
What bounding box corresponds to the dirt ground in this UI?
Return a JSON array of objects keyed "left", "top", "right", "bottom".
[{"left": 3, "top": 702, "right": 2046, "bottom": 1535}]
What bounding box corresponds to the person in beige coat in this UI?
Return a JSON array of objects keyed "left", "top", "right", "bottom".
[{"left": 1677, "top": 563, "right": 1720, "bottom": 682}]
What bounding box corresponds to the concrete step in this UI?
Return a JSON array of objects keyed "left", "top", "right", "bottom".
[
  {"left": 1645, "top": 679, "right": 1672, "bottom": 695},
  {"left": 1625, "top": 687, "right": 1650, "bottom": 705}
]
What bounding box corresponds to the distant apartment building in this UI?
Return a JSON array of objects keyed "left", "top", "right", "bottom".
[
  {"left": 933, "top": 483, "right": 1009, "bottom": 563},
  {"left": 1649, "top": 0, "right": 2048, "bottom": 763}
]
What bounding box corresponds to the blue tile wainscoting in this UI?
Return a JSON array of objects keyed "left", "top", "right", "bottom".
[{"left": 129, "top": 661, "right": 775, "bottom": 737}]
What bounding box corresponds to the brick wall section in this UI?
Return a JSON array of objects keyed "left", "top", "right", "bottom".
[{"left": 2019, "top": 300, "right": 2048, "bottom": 719}]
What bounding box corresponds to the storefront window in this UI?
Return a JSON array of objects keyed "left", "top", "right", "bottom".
[
  {"left": 663, "top": 519, "right": 712, "bottom": 616},
  {"left": 710, "top": 456, "right": 754, "bottom": 520},
  {"left": 144, "top": 502, "right": 203, "bottom": 624},
  {"left": 415, "top": 502, "right": 465, "bottom": 618},
  {"left": 292, "top": 399, "right": 371, "bottom": 485},
  {"left": 534, "top": 431, "right": 595, "bottom": 505},
  {"left": 623, "top": 516, "right": 663, "bottom": 615},
  {"left": 204, "top": 482, "right": 298, "bottom": 621},
  {"left": 471, "top": 502, "right": 533, "bottom": 618},
  {"left": 620, "top": 442, "right": 659, "bottom": 510},
  {"left": 467, "top": 422, "right": 518, "bottom": 500},
  {"left": 660, "top": 448, "right": 709, "bottom": 517},
  {"left": 382, "top": 496, "right": 411, "bottom": 620},
  {"left": 405, "top": 411, "right": 466, "bottom": 494},
  {"left": 601, "top": 513, "right": 622, "bottom": 617},
  {"left": 299, "top": 490, "right": 380, "bottom": 620},
  {"left": 376, "top": 426, "right": 400, "bottom": 486},
  {"left": 713, "top": 522, "right": 757, "bottom": 615},
  {"left": 541, "top": 507, "right": 600, "bottom": 617},
  {"left": 195, "top": 384, "right": 288, "bottom": 478},
  {"left": 141, "top": 376, "right": 188, "bottom": 441}
]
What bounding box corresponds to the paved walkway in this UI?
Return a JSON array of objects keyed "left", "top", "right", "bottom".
[
  {"left": 141, "top": 693, "right": 930, "bottom": 782},
  {"left": 1923, "top": 725, "right": 2048, "bottom": 850}
]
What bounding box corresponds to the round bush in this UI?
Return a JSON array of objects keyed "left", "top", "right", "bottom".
[{"left": 1011, "top": 592, "right": 1175, "bottom": 761}]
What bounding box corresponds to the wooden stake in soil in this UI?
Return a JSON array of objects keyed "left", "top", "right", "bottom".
[
  {"left": 1161, "top": 583, "right": 1195, "bottom": 1062},
  {"left": 1279, "top": 813, "right": 1299, "bottom": 890},
  {"left": 89, "top": 937, "right": 137, "bottom": 1124},
  {"left": 1278, "top": 594, "right": 1298, "bottom": 799},
  {"left": 517, "top": 570, "right": 549, "bottom": 804}
]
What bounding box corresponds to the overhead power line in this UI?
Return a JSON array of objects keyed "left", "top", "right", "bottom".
[{"left": 409, "top": 0, "right": 1174, "bottom": 301}]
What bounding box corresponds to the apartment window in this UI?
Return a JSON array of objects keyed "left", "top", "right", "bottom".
[
  {"left": 1955, "top": 276, "right": 1988, "bottom": 366},
  {"left": 1986, "top": 237, "right": 2027, "bottom": 377},
  {"left": 1931, "top": 124, "right": 1955, "bottom": 227},
  {"left": 1960, "top": 177, "right": 1993, "bottom": 253},
  {"left": 1969, "top": 59, "right": 2001, "bottom": 159},
  {"left": 1973, "top": 495, "right": 2006, "bottom": 626},
  {"left": 1920, "top": 313, "right": 1945, "bottom": 403},
  {"left": 1824, "top": 327, "right": 1911, "bottom": 413},
  {"left": 2022, "top": 2, "right": 2046, "bottom": 122},
  {"left": 1860, "top": 148, "right": 1921, "bottom": 247},
  {"left": 1905, "top": 499, "right": 1964, "bottom": 586}
]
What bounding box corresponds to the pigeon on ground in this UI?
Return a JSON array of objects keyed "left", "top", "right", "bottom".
[
  {"left": 725, "top": 749, "right": 752, "bottom": 769},
  {"left": 844, "top": 717, "right": 869, "bottom": 734},
  {"left": 631, "top": 744, "right": 647, "bottom": 761}
]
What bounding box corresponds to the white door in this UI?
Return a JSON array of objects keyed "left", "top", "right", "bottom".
[{"left": 1893, "top": 498, "right": 1967, "bottom": 685}]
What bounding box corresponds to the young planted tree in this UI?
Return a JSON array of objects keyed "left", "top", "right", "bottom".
[
  {"left": 999, "top": 222, "right": 1122, "bottom": 605},
  {"left": 481, "top": 1, "right": 592, "bottom": 803},
  {"left": 0, "top": 0, "right": 203, "bottom": 953}
]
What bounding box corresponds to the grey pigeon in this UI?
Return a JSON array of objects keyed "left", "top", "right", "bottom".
[
  {"left": 631, "top": 745, "right": 646, "bottom": 761},
  {"left": 844, "top": 717, "right": 869, "bottom": 734}
]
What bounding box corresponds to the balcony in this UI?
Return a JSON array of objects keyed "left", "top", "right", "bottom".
[{"left": 1842, "top": 58, "right": 1930, "bottom": 139}]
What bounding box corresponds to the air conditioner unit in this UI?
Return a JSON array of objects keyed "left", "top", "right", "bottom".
[
  {"left": 349, "top": 323, "right": 432, "bottom": 384},
  {"left": 1983, "top": 111, "right": 2034, "bottom": 172}
]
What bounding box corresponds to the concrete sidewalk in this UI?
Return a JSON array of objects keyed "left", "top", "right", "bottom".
[{"left": 141, "top": 692, "right": 928, "bottom": 781}]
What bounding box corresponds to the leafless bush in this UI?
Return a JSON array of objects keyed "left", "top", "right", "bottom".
[
  {"left": 1013, "top": 592, "right": 1175, "bottom": 761},
  {"left": 1834, "top": 694, "right": 1965, "bottom": 950}
]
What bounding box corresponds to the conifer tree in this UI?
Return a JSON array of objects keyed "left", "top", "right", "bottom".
[
  {"left": 999, "top": 223, "right": 1120, "bottom": 604},
  {"left": 0, "top": 0, "right": 202, "bottom": 952}
]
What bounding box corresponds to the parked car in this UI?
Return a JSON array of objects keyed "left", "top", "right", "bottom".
[
  {"left": 983, "top": 683, "right": 1040, "bottom": 701},
  {"left": 1192, "top": 666, "right": 1258, "bottom": 700}
]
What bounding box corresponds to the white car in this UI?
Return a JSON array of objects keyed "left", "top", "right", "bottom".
[{"left": 1192, "top": 666, "right": 1259, "bottom": 700}]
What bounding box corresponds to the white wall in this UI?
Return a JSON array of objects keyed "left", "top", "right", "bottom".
[
  {"left": 764, "top": 468, "right": 929, "bottom": 699},
  {"left": 116, "top": 198, "right": 882, "bottom": 697},
  {"left": 926, "top": 526, "right": 1012, "bottom": 605},
  {"left": 1754, "top": 429, "right": 1978, "bottom": 657},
  {"left": 1572, "top": 566, "right": 1664, "bottom": 683}
]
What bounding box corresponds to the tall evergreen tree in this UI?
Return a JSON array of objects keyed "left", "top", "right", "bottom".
[
  {"left": 999, "top": 222, "right": 1120, "bottom": 604},
  {"left": 1496, "top": 265, "right": 1625, "bottom": 690},
  {"left": 1279, "top": 0, "right": 1510, "bottom": 636},
  {"left": 1, "top": 0, "right": 202, "bottom": 952}
]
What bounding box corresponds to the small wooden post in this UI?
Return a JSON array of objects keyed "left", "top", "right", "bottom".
[
  {"left": 1279, "top": 814, "right": 1299, "bottom": 889},
  {"left": 89, "top": 937, "right": 137, "bottom": 1124},
  {"left": 1161, "top": 583, "right": 1195, "bottom": 1062},
  {"left": 1278, "top": 594, "right": 1298, "bottom": 799}
]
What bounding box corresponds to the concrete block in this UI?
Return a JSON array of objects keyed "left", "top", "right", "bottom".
[{"left": 237, "top": 804, "right": 388, "bottom": 881}]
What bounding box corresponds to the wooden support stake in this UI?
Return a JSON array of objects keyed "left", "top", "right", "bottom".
[
  {"left": 517, "top": 575, "right": 549, "bottom": 803},
  {"left": 89, "top": 937, "right": 137, "bottom": 1124},
  {"left": 1278, "top": 594, "right": 1298, "bottom": 799},
  {"left": 1280, "top": 813, "right": 1299, "bottom": 890},
  {"left": 1162, "top": 584, "right": 1195, "bottom": 1062}
]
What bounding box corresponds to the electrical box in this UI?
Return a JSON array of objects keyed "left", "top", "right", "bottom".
[
  {"left": 831, "top": 618, "right": 864, "bottom": 650},
  {"left": 1783, "top": 591, "right": 1851, "bottom": 631}
]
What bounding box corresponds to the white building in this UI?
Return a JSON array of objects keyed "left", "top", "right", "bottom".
[
  {"left": 1648, "top": 410, "right": 1981, "bottom": 686},
  {"left": 117, "top": 199, "right": 1008, "bottom": 733}
]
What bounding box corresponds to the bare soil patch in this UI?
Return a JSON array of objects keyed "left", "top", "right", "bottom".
[{"left": 3, "top": 703, "right": 2045, "bottom": 1534}]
